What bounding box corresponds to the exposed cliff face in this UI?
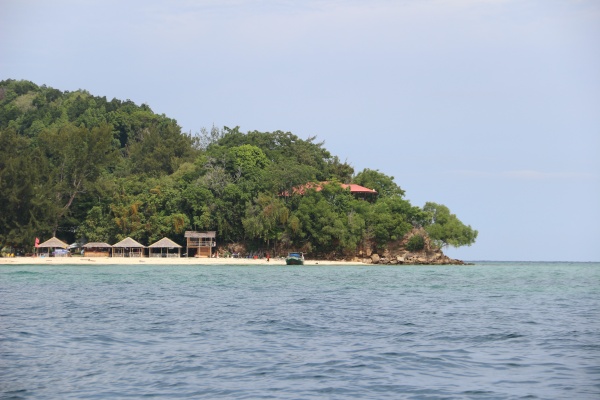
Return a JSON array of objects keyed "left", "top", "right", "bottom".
[{"left": 358, "top": 227, "right": 466, "bottom": 265}]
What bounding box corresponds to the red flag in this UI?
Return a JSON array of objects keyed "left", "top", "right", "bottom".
[{"left": 35, "top": 238, "right": 40, "bottom": 248}]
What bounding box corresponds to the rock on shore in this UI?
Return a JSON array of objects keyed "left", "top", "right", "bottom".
[{"left": 358, "top": 228, "right": 466, "bottom": 265}]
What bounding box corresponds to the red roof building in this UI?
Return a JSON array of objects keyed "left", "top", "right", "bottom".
[
  {"left": 341, "top": 183, "right": 378, "bottom": 195},
  {"left": 282, "top": 182, "right": 378, "bottom": 199}
]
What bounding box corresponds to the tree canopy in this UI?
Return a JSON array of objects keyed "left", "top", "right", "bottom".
[
  {"left": 423, "top": 202, "right": 479, "bottom": 249},
  {"left": 0, "top": 79, "right": 477, "bottom": 257}
]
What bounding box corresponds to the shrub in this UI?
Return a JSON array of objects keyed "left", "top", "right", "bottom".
[{"left": 406, "top": 234, "right": 425, "bottom": 251}]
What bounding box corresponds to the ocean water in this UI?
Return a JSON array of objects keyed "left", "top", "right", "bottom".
[{"left": 1, "top": 262, "right": 599, "bottom": 399}]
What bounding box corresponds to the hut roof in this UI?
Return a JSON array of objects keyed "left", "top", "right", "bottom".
[
  {"left": 281, "top": 182, "right": 378, "bottom": 196},
  {"left": 112, "top": 237, "right": 145, "bottom": 248},
  {"left": 184, "top": 231, "right": 216, "bottom": 238},
  {"left": 83, "top": 242, "right": 113, "bottom": 248},
  {"left": 38, "top": 237, "right": 69, "bottom": 249},
  {"left": 148, "top": 237, "right": 182, "bottom": 248},
  {"left": 343, "top": 183, "right": 378, "bottom": 194}
]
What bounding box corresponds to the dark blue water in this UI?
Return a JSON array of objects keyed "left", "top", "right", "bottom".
[{"left": 1, "top": 262, "right": 599, "bottom": 399}]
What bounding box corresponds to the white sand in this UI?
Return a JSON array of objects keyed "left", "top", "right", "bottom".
[{"left": 0, "top": 256, "right": 357, "bottom": 266}]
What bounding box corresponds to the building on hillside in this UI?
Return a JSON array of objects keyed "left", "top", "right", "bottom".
[
  {"left": 184, "top": 231, "right": 216, "bottom": 258},
  {"left": 281, "top": 182, "right": 378, "bottom": 201}
]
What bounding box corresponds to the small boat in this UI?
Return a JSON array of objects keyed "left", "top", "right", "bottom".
[{"left": 286, "top": 252, "right": 304, "bottom": 265}]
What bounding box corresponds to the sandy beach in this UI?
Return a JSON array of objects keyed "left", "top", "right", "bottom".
[{"left": 0, "top": 256, "right": 357, "bottom": 266}]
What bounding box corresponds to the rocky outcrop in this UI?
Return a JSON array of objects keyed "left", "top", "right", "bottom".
[
  {"left": 363, "top": 227, "right": 466, "bottom": 265},
  {"left": 222, "top": 227, "right": 467, "bottom": 265}
]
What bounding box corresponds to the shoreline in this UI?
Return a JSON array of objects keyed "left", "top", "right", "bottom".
[{"left": 0, "top": 256, "right": 356, "bottom": 266}]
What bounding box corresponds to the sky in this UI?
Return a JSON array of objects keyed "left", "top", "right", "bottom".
[{"left": 1, "top": 0, "right": 599, "bottom": 261}]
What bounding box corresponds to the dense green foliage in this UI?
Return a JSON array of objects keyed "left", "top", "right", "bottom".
[
  {"left": 0, "top": 79, "right": 477, "bottom": 256},
  {"left": 423, "top": 202, "right": 479, "bottom": 249},
  {"left": 406, "top": 234, "right": 425, "bottom": 252}
]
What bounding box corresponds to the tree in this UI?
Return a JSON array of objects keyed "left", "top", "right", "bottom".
[
  {"left": 326, "top": 156, "right": 354, "bottom": 183},
  {"left": 38, "top": 123, "right": 118, "bottom": 234},
  {"left": 0, "top": 128, "right": 53, "bottom": 249},
  {"left": 213, "top": 129, "right": 332, "bottom": 178},
  {"left": 423, "top": 202, "right": 478, "bottom": 249},
  {"left": 228, "top": 144, "right": 270, "bottom": 183},
  {"left": 180, "top": 184, "right": 215, "bottom": 230},
  {"left": 197, "top": 125, "right": 225, "bottom": 150},
  {"left": 292, "top": 184, "right": 365, "bottom": 255},
  {"left": 78, "top": 205, "right": 115, "bottom": 242},
  {"left": 208, "top": 183, "right": 250, "bottom": 242},
  {"left": 242, "top": 194, "right": 290, "bottom": 250},
  {"left": 367, "top": 197, "right": 415, "bottom": 245},
  {"left": 263, "top": 160, "right": 318, "bottom": 198},
  {"left": 128, "top": 122, "right": 196, "bottom": 176},
  {"left": 354, "top": 168, "right": 405, "bottom": 198}
]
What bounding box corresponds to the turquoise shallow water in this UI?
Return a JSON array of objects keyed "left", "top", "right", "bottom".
[{"left": 1, "top": 262, "right": 599, "bottom": 399}]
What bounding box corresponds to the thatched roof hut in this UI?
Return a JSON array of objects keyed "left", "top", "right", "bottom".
[
  {"left": 112, "top": 237, "right": 145, "bottom": 258},
  {"left": 83, "top": 242, "right": 113, "bottom": 249},
  {"left": 38, "top": 237, "right": 68, "bottom": 249},
  {"left": 148, "top": 237, "right": 182, "bottom": 258},
  {"left": 37, "top": 237, "right": 69, "bottom": 257},
  {"left": 113, "top": 237, "right": 145, "bottom": 248},
  {"left": 83, "top": 242, "right": 113, "bottom": 257}
]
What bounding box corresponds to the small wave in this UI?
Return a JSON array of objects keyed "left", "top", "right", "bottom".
[
  {"left": 72, "top": 334, "right": 126, "bottom": 344},
  {"left": 6, "top": 270, "right": 42, "bottom": 275},
  {"left": 493, "top": 379, "right": 540, "bottom": 386},
  {"left": 462, "top": 390, "right": 497, "bottom": 395},
  {"left": 152, "top": 365, "right": 207, "bottom": 375},
  {"left": 291, "top": 297, "right": 314, "bottom": 304},
  {"left": 3, "top": 388, "right": 29, "bottom": 400},
  {"left": 380, "top": 351, "right": 415, "bottom": 357},
  {"left": 246, "top": 318, "right": 281, "bottom": 325},
  {"left": 474, "top": 333, "right": 525, "bottom": 342}
]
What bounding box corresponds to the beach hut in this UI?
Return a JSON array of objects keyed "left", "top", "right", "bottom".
[
  {"left": 83, "top": 242, "right": 113, "bottom": 257},
  {"left": 148, "top": 237, "right": 182, "bottom": 258},
  {"left": 37, "top": 237, "right": 69, "bottom": 257},
  {"left": 112, "top": 237, "right": 145, "bottom": 258},
  {"left": 68, "top": 242, "right": 84, "bottom": 255},
  {"left": 184, "top": 231, "right": 216, "bottom": 257}
]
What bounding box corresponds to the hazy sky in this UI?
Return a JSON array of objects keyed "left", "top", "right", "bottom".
[{"left": 2, "top": 0, "right": 599, "bottom": 261}]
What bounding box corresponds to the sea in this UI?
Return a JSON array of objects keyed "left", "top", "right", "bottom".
[{"left": 1, "top": 262, "right": 598, "bottom": 399}]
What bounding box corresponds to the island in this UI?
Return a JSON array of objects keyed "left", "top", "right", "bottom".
[{"left": 0, "top": 79, "right": 477, "bottom": 264}]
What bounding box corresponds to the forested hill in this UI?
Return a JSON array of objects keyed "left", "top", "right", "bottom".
[{"left": 0, "top": 79, "right": 477, "bottom": 257}]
